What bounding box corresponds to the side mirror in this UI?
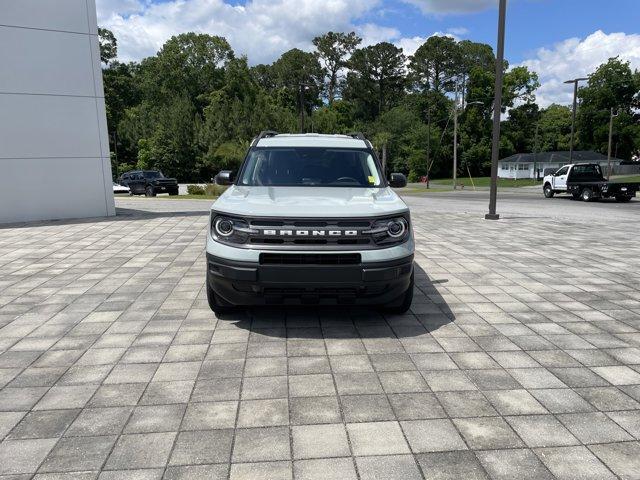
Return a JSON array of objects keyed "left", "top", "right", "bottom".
[
  {"left": 389, "top": 173, "right": 407, "bottom": 188},
  {"left": 216, "top": 170, "right": 235, "bottom": 185}
]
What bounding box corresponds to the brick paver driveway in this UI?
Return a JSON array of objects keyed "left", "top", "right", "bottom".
[{"left": 0, "top": 196, "right": 639, "bottom": 479}]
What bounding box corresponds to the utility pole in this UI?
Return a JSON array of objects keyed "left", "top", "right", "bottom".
[
  {"left": 486, "top": 0, "right": 507, "bottom": 221},
  {"left": 564, "top": 77, "right": 588, "bottom": 163},
  {"left": 426, "top": 105, "right": 431, "bottom": 189},
  {"left": 533, "top": 122, "right": 539, "bottom": 180},
  {"left": 299, "top": 83, "right": 305, "bottom": 133},
  {"left": 607, "top": 108, "right": 619, "bottom": 180}
]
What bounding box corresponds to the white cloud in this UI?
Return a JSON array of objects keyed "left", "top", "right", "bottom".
[
  {"left": 447, "top": 26, "right": 469, "bottom": 36},
  {"left": 393, "top": 30, "right": 463, "bottom": 58},
  {"left": 520, "top": 30, "right": 640, "bottom": 107},
  {"left": 395, "top": 36, "right": 428, "bottom": 57},
  {"left": 358, "top": 23, "right": 401, "bottom": 47},
  {"left": 97, "top": 0, "right": 382, "bottom": 64},
  {"left": 402, "top": 0, "right": 495, "bottom": 14},
  {"left": 96, "top": 0, "right": 145, "bottom": 20}
]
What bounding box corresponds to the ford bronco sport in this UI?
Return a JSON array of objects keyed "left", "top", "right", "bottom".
[{"left": 206, "top": 132, "right": 414, "bottom": 314}]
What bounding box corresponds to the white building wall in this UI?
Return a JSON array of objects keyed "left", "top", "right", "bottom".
[{"left": 0, "top": 0, "right": 115, "bottom": 223}]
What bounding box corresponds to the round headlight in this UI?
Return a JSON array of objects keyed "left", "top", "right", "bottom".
[
  {"left": 387, "top": 219, "right": 406, "bottom": 238},
  {"left": 215, "top": 218, "right": 234, "bottom": 237}
]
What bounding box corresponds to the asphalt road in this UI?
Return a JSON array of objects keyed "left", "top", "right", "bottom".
[{"left": 400, "top": 187, "right": 640, "bottom": 224}]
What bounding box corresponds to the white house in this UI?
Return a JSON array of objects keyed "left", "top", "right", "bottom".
[
  {"left": 499, "top": 151, "right": 624, "bottom": 180},
  {"left": 0, "top": 0, "right": 114, "bottom": 223}
]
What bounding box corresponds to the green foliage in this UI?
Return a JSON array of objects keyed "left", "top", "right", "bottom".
[
  {"left": 577, "top": 58, "right": 640, "bottom": 159},
  {"left": 537, "top": 104, "right": 572, "bottom": 152},
  {"left": 187, "top": 184, "right": 206, "bottom": 195},
  {"left": 313, "top": 31, "right": 361, "bottom": 104},
  {"left": 271, "top": 48, "right": 324, "bottom": 119},
  {"left": 98, "top": 28, "right": 117, "bottom": 65},
  {"left": 409, "top": 35, "right": 460, "bottom": 94},
  {"left": 101, "top": 29, "right": 639, "bottom": 183},
  {"left": 186, "top": 184, "right": 228, "bottom": 196},
  {"left": 343, "top": 42, "right": 406, "bottom": 120},
  {"left": 205, "top": 184, "right": 228, "bottom": 196}
]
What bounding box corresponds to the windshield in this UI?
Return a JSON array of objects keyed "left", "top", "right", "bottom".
[
  {"left": 143, "top": 171, "right": 164, "bottom": 179},
  {"left": 237, "top": 147, "right": 383, "bottom": 187}
]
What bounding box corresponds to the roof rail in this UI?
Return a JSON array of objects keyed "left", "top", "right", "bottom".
[
  {"left": 251, "top": 130, "right": 279, "bottom": 146},
  {"left": 346, "top": 132, "right": 367, "bottom": 140}
]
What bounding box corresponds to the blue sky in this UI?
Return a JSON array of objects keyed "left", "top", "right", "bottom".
[{"left": 96, "top": 0, "right": 640, "bottom": 106}]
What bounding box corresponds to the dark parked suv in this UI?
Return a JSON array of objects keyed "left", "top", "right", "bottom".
[{"left": 119, "top": 170, "right": 179, "bottom": 197}]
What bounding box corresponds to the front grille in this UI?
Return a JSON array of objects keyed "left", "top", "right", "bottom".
[
  {"left": 259, "top": 253, "right": 361, "bottom": 265},
  {"left": 247, "top": 218, "right": 374, "bottom": 247}
]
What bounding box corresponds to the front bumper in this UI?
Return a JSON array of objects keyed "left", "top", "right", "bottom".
[{"left": 207, "top": 253, "right": 414, "bottom": 306}]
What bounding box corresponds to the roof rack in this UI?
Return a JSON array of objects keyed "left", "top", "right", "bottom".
[
  {"left": 251, "top": 130, "right": 279, "bottom": 147},
  {"left": 346, "top": 132, "right": 367, "bottom": 140}
]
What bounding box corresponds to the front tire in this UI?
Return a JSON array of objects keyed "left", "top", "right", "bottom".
[
  {"left": 145, "top": 186, "right": 156, "bottom": 197},
  {"left": 543, "top": 184, "right": 554, "bottom": 198},
  {"left": 616, "top": 195, "right": 632, "bottom": 202},
  {"left": 384, "top": 271, "right": 414, "bottom": 314},
  {"left": 581, "top": 187, "right": 593, "bottom": 202}
]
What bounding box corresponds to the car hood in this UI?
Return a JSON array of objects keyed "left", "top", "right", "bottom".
[{"left": 211, "top": 186, "right": 408, "bottom": 218}]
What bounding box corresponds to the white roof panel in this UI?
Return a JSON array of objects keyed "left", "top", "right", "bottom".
[{"left": 256, "top": 134, "right": 368, "bottom": 149}]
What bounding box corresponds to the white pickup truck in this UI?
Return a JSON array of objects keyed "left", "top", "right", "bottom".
[{"left": 543, "top": 163, "right": 638, "bottom": 202}]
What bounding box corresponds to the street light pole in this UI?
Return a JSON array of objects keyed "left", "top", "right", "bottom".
[
  {"left": 607, "top": 107, "right": 619, "bottom": 180},
  {"left": 453, "top": 87, "right": 458, "bottom": 190},
  {"left": 564, "top": 77, "right": 588, "bottom": 163},
  {"left": 486, "top": 0, "right": 507, "bottom": 221}
]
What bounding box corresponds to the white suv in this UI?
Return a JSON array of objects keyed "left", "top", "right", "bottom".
[{"left": 206, "top": 132, "right": 414, "bottom": 313}]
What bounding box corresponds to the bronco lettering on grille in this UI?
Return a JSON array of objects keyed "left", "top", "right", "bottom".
[{"left": 262, "top": 229, "right": 358, "bottom": 237}]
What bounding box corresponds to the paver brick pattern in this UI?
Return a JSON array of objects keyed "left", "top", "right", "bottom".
[{"left": 0, "top": 199, "right": 639, "bottom": 479}]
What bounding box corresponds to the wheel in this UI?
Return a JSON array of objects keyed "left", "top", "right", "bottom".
[
  {"left": 145, "top": 186, "right": 156, "bottom": 197},
  {"left": 616, "top": 195, "right": 632, "bottom": 202},
  {"left": 581, "top": 187, "right": 593, "bottom": 202},
  {"left": 384, "top": 271, "right": 414, "bottom": 314},
  {"left": 206, "top": 276, "right": 235, "bottom": 315},
  {"left": 169, "top": 190, "right": 179, "bottom": 196},
  {"left": 543, "top": 184, "right": 554, "bottom": 198}
]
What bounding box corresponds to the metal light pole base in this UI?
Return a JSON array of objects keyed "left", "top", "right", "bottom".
[{"left": 485, "top": 213, "right": 500, "bottom": 220}]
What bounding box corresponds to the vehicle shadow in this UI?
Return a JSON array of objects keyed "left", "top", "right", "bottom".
[{"left": 216, "top": 263, "right": 455, "bottom": 339}]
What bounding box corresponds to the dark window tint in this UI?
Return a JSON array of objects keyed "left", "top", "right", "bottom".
[
  {"left": 143, "top": 171, "right": 164, "bottom": 179},
  {"left": 570, "top": 164, "right": 602, "bottom": 180},
  {"left": 238, "top": 147, "right": 383, "bottom": 187}
]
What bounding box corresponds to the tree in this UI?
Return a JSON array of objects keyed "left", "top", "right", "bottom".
[
  {"left": 98, "top": 28, "right": 117, "bottom": 65},
  {"left": 199, "top": 57, "right": 296, "bottom": 175},
  {"left": 409, "top": 36, "right": 460, "bottom": 94},
  {"left": 537, "top": 104, "right": 572, "bottom": 152},
  {"left": 271, "top": 49, "right": 324, "bottom": 130},
  {"left": 313, "top": 31, "right": 361, "bottom": 104},
  {"left": 503, "top": 103, "right": 540, "bottom": 154},
  {"left": 457, "top": 40, "right": 494, "bottom": 103},
  {"left": 343, "top": 42, "right": 406, "bottom": 119},
  {"left": 139, "top": 33, "right": 234, "bottom": 107},
  {"left": 577, "top": 58, "right": 640, "bottom": 159}
]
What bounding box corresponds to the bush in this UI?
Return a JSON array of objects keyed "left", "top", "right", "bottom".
[
  {"left": 205, "top": 184, "right": 228, "bottom": 196},
  {"left": 187, "top": 184, "right": 205, "bottom": 195}
]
